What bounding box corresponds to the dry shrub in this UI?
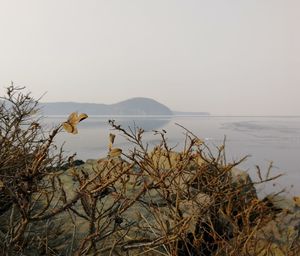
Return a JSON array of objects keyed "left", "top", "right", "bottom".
[{"left": 0, "top": 86, "right": 299, "bottom": 256}]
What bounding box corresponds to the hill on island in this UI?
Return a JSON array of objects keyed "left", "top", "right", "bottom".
[{"left": 40, "top": 97, "right": 174, "bottom": 115}]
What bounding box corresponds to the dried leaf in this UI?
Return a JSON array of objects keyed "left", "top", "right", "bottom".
[
  {"left": 67, "top": 112, "right": 79, "bottom": 124},
  {"left": 108, "top": 133, "right": 116, "bottom": 150},
  {"left": 293, "top": 196, "right": 300, "bottom": 207},
  {"left": 78, "top": 113, "right": 88, "bottom": 122},
  {"left": 194, "top": 138, "right": 204, "bottom": 146},
  {"left": 62, "top": 112, "right": 88, "bottom": 134},
  {"left": 109, "top": 148, "right": 122, "bottom": 157},
  {"left": 63, "top": 122, "right": 77, "bottom": 134},
  {"left": 109, "top": 133, "right": 116, "bottom": 144}
]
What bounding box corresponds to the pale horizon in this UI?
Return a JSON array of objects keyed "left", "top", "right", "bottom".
[{"left": 0, "top": 0, "right": 299, "bottom": 115}]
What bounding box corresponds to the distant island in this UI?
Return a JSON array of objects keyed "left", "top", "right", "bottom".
[{"left": 40, "top": 97, "right": 210, "bottom": 116}]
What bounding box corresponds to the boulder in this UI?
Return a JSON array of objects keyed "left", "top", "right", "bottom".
[{"left": 252, "top": 194, "right": 300, "bottom": 255}]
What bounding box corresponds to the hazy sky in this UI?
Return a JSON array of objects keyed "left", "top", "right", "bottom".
[{"left": 0, "top": 0, "right": 299, "bottom": 115}]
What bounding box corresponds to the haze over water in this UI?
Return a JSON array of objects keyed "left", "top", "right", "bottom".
[
  {"left": 1, "top": 1, "right": 300, "bottom": 116},
  {"left": 45, "top": 115, "right": 300, "bottom": 196}
]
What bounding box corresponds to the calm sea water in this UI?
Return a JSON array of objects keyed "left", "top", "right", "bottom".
[{"left": 44, "top": 116, "right": 300, "bottom": 195}]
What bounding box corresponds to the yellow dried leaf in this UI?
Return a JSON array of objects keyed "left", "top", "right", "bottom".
[
  {"left": 108, "top": 133, "right": 116, "bottom": 150},
  {"left": 109, "top": 148, "right": 122, "bottom": 157},
  {"left": 109, "top": 133, "right": 116, "bottom": 144},
  {"left": 63, "top": 112, "right": 88, "bottom": 134},
  {"left": 67, "top": 112, "right": 79, "bottom": 124},
  {"left": 194, "top": 138, "right": 204, "bottom": 146},
  {"left": 63, "top": 122, "right": 77, "bottom": 134},
  {"left": 78, "top": 113, "right": 88, "bottom": 122},
  {"left": 293, "top": 196, "right": 300, "bottom": 207}
]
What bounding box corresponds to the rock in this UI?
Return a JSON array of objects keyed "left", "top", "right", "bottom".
[
  {"left": 85, "top": 159, "right": 98, "bottom": 165},
  {"left": 148, "top": 149, "right": 182, "bottom": 169},
  {"left": 231, "top": 167, "right": 257, "bottom": 200},
  {"left": 231, "top": 167, "right": 251, "bottom": 183},
  {"left": 252, "top": 194, "right": 300, "bottom": 255},
  {"left": 257, "top": 243, "right": 285, "bottom": 256},
  {"left": 60, "top": 159, "right": 85, "bottom": 170},
  {"left": 179, "top": 193, "right": 213, "bottom": 233},
  {"left": 263, "top": 194, "right": 295, "bottom": 212}
]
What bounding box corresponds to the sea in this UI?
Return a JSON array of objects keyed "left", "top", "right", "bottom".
[{"left": 44, "top": 115, "right": 300, "bottom": 196}]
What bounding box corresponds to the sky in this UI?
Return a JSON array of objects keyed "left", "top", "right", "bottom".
[{"left": 0, "top": 0, "right": 299, "bottom": 115}]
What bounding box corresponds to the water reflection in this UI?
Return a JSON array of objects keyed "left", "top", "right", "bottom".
[
  {"left": 44, "top": 115, "right": 171, "bottom": 131},
  {"left": 43, "top": 115, "right": 171, "bottom": 161},
  {"left": 42, "top": 115, "right": 300, "bottom": 195}
]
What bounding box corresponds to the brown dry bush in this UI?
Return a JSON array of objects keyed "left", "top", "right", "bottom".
[{"left": 0, "top": 86, "right": 299, "bottom": 256}]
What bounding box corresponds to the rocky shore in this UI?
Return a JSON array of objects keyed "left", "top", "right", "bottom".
[{"left": 57, "top": 149, "right": 300, "bottom": 255}]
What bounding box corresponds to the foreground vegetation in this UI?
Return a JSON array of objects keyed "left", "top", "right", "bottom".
[{"left": 0, "top": 86, "right": 300, "bottom": 255}]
